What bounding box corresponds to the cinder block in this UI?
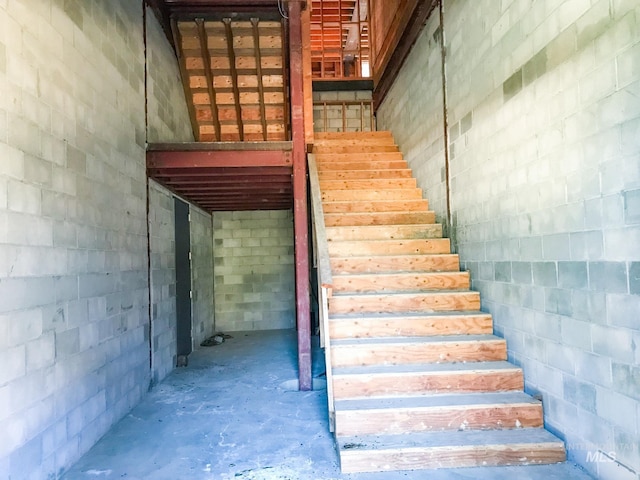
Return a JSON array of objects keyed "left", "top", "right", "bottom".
[
  {"left": 543, "top": 233, "right": 571, "bottom": 260},
  {"left": 558, "top": 261, "right": 588, "bottom": 289},
  {"left": 26, "top": 333, "right": 55, "bottom": 372},
  {"left": 575, "top": 349, "right": 613, "bottom": 387},
  {"left": 561, "top": 317, "right": 592, "bottom": 350},
  {"left": 533, "top": 262, "right": 558, "bottom": 287},
  {"left": 612, "top": 363, "right": 640, "bottom": 401},
  {"left": 589, "top": 261, "right": 628, "bottom": 292},
  {"left": 606, "top": 293, "right": 640, "bottom": 329},
  {"left": 545, "top": 287, "right": 573, "bottom": 316},
  {"left": 563, "top": 374, "right": 597, "bottom": 413},
  {"left": 55, "top": 328, "right": 80, "bottom": 358},
  {"left": 572, "top": 290, "right": 607, "bottom": 324}
]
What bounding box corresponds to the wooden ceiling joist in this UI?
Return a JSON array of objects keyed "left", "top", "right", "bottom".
[{"left": 195, "top": 18, "right": 222, "bottom": 140}]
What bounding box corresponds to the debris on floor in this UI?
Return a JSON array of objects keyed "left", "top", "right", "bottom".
[{"left": 200, "top": 332, "right": 234, "bottom": 346}]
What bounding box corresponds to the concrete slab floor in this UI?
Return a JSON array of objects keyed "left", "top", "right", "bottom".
[{"left": 62, "top": 330, "right": 594, "bottom": 480}]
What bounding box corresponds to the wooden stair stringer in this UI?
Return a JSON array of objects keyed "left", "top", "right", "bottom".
[{"left": 313, "top": 131, "right": 566, "bottom": 474}]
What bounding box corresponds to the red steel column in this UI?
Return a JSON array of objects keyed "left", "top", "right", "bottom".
[{"left": 289, "top": 0, "right": 312, "bottom": 391}]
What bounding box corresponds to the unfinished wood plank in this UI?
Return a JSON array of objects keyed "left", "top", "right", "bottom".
[
  {"left": 331, "top": 362, "right": 525, "bottom": 399},
  {"left": 196, "top": 18, "right": 221, "bottom": 141},
  {"left": 334, "top": 392, "right": 544, "bottom": 435},
  {"left": 320, "top": 178, "right": 417, "bottom": 190},
  {"left": 328, "top": 291, "right": 481, "bottom": 315},
  {"left": 321, "top": 188, "right": 423, "bottom": 202},
  {"left": 328, "top": 312, "right": 494, "bottom": 340},
  {"left": 326, "top": 224, "right": 443, "bottom": 241},
  {"left": 314, "top": 144, "right": 399, "bottom": 154},
  {"left": 317, "top": 159, "right": 408, "bottom": 171},
  {"left": 331, "top": 271, "right": 470, "bottom": 293},
  {"left": 330, "top": 253, "right": 459, "bottom": 274},
  {"left": 328, "top": 238, "right": 449, "bottom": 256},
  {"left": 338, "top": 429, "right": 565, "bottom": 473},
  {"left": 324, "top": 211, "right": 435, "bottom": 227},
  {"left": 330, "top": 335, "right": 507, "bottom": 368},
  {"left": 322, "top": 199, "right": 429, "bottom": 214},
  {"left": 315, "top": 131, "right": 394, "bottom": 140},
  {"left": 319, "top": 169, "right": 413, "bottom": 180}
]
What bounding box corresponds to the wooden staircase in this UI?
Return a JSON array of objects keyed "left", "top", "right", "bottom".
[{"left": 312, "top": 131, "right": 566, "bottom": 474}]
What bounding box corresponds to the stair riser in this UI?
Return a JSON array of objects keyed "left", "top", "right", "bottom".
[
  {"left": 326, "top": 224, "right": 443, "bottom": 241},
  {"left": 339, "top": 444, "right": 566, "bottom": 474},
  {"left": 314, "top": 138, "right": 397, "bottom": 147},
  {"left": 328, "top": 239, "right": 448, "bottom": 256},
  {"left": 322, "top": 189, "right": 423, "bottom": 202},
  {"left": 320, "top": 179, "right": 417, "bottom": 190},
  {"left": 319, "top": 169, "right": 413, "bottom": 180},
  {"left": 332, "top": 272, "right": 469, "bottom": 293},
  {"left": 332, "top": 370, "right": 524, "bottom": 399},
  {"left": 331, "top": 340, "right": 507, "bottom": 368},
  {"left": 323, "top": 200, "right": 430, "bottom": 214},
  {"left": 315, "top": 131, "right": 393, "bottom": 140},
  {"left": 314, "top": 145, "right": 399, "bottom": 154},
  {"left": 329, "top": 293, "right": 480, "bottom": 314},
  {"left": 330, "top": 255, "right": 459, "bottom": 274},
  {"left": 334, "top": 403, "right": 544, "bottom": 436},
  {"left": 317, "top": 159, "right": 407, "bottom": 170},
  {"left": 325, "top": 212, "right": 435, "bottom": 227},
  {"left": 329, "top": 315, "right": 494, "bottom": 339}
]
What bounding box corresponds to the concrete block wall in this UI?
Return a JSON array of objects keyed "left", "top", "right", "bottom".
[
  {"left": 191, "top": 207, "right": 215, "bottom": 347},
  {"left": 378, "top": 1, "right": 640, "bottom": 478},
  {"left": 0, "top": 1, "right": 149, "bottom": 478},
  {"left": 145, "top": 4, "right": 194, "bottom": 144},
  {"left": 213, "top": 210, "right": 295, "bottom": 332},
  {"left": 313, "top": 90, "right": 373, "bottom": 132},
  {"left": 148, "top": 182, "right": 176, "bottom": 385},
  {"left": 0, "top": 1, "right": 200, "bottom": 478}
]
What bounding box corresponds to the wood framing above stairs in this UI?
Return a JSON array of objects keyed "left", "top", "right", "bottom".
[{"left": 312, "top": 131, "right": 566, "bottom": 474}]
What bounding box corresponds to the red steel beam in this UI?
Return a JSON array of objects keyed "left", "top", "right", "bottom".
[
  {"left": 148, "top": 166, "right": 292, "bottom": 177},
  {"left": 147, "top": 149, "right": 292, "bottom": 168},
  {"left": 289, "top": 0, "right": 312, "bottom": 392}
]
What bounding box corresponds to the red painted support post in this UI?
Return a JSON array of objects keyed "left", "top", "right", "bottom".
[{"left": 289, "top": 0, "right": 312, "bottom": 391}]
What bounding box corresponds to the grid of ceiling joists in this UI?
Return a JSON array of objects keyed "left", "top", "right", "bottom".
[{"left": 175, "top": 18, "right": 289, "bottom": 142}]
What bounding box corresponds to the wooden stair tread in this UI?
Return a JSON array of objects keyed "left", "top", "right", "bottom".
[
  {"left": 331, "top": 334, "right": 505, "bottom": 347},
  {"left": 326, "top": 224, "right": 443, "bottom": 240},
  {"left": 334, "top": 391, "right": 540, "bottom": 411},
  {"left": 329, "top": 310, "right": 491, "bottom": 320},
  {"left": 337, "top": 428, "right": 564, "bottom": 451},
  {"left": 333, "top": 360, "right": 521, "bottom": 376},
  {"left": 318, "top": 169, "right": 414, "bottom": 179}
]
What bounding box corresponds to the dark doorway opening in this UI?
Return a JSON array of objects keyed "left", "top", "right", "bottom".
[{"left": 174, "top": 197, "right": 192, "bottom": 361}]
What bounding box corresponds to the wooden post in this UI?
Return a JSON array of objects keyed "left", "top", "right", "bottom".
[{"left": 289, "top": 0, "right": 312, "bottom": 392}]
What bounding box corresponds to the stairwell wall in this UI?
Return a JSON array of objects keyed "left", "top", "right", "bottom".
[
  {"left": 0, "top": 1, "right": 208, "bottom": 478},
  {"left": 377, "top": 1, "right": 640, "bottom": 479}
]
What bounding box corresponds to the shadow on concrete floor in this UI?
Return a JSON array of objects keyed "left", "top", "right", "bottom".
[{"left": 61, "top": 329, "right": 593, "bottom": 480}]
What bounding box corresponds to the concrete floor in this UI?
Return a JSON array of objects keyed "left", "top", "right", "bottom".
[{"left": 62, "top": 329, "right": 594, "bottom": 480}]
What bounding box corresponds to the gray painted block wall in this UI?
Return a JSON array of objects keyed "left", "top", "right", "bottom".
[
  {"left": 378, "top": 1, "right": 640, "bottom": 479},
  {"left": 213, "top": 210, "right": 295, "bottom": 332},
  {"left": 0, "top": 1, "right": 210, "bottom": 478}
]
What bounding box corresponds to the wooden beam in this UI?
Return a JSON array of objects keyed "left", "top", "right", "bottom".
[
  {"left": 289, "top": 0, "right": 312, "bottom": 392},
  {"left": 250, "top": 18, "right": 269, "bottom": 141},
  {"left": 195, "top": 18, "right": 222, "bottom": 140},
  {"left": 223, "top": 18, "right": 245, "bottom": 141},
  {"left": 147, "top": 149, "right": 292, "bottom": 168},
  {"left": 171, "top": 18, "right": 200, "bottom": 140}
]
